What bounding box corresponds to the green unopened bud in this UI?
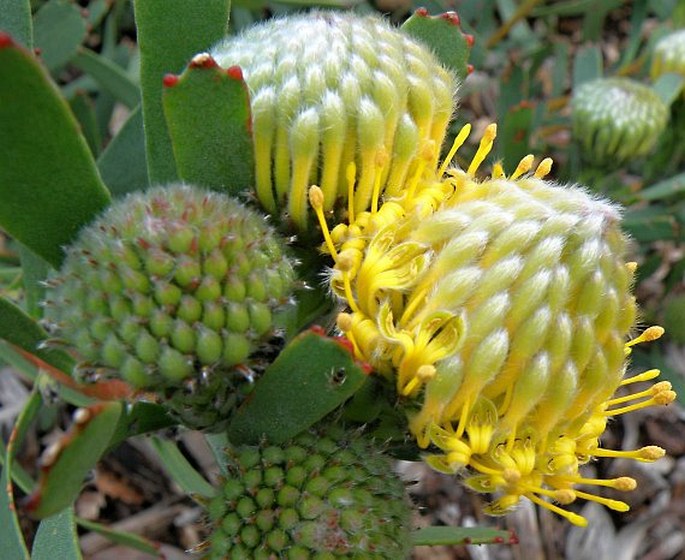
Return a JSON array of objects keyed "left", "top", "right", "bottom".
[
  {"left": 205, "top": 425, "right": 412, "bottom": 559},
  {"left": 210, "top": 11, "right": 456, "bottom": 231},
  {"left": 43, "top": 184, "right": 297, "bottom": 430},
  {"left": 571, "top": 77, "right": 668, "bottom": 166}
]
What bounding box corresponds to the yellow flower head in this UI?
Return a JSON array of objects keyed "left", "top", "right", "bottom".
[{"left": 310, "top": 123, "right": 676, "bottom": 526}]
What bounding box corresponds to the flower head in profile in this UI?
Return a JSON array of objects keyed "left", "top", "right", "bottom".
[{"left": 310, "top": 124, "right": 676, "bottom": 526}]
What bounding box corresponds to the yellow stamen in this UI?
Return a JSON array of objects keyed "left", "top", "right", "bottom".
[
  {"left": 592, "top": 445, "right": 665, "bottom": 462},
  {"left": 573, "top": 490, "right": 630, "bottom": 512},
  {"left": 469, "top": 457, "right": 502, "bottom": 477},
  {"left": 526, "top": 493, "right": 588, "bottom": 527},
  {"left": 438, "top": 123, "right": 472, "bottom": 177},
  {"left": 467, "top": 123, "right": 497, "bottom": 176},
  {"left": 371, "top": 149, "right": 388, "bottom": 214},
  {"left": 455, "top": 397, "right": 472, "bottom": 439},
  {"left": 605, "top": 385, "right": 675, "bottom": 416},
  {"left": 533, "top": 157, "right": 553, "bottom": 178},
  {"left": 620, "top": 368, "right": 661, "bottom": 386},
  {"left": 625, "top": 326, "right": 665, "bottom": 349},
  {"left": 625, "top": 261, "right": 638, "bottom": 274},
  {"left": 510, "top": 154, "right": 534, "bottom": 180},
  {"left": 553, "top": 475, "right": 637, "bottom": 491},
  {"left": 308, "top": 186, "right": 338, "bottom": 259},
  {"left": 492, "top": 162, "right": 506, "bottom": 178},
  {"left": 606, "top": 381, "right": 672, "bottom": 406},
  {"left": 346, "top": 162, "right": 357, "bottom": 224}
]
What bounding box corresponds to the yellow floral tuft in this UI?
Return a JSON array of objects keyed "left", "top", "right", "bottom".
[{"left": 310, "top": 124, "right": 676, "bottom": 526}]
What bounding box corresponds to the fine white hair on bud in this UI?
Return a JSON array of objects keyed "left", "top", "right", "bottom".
[{"left": 209, "top": 11, "right": 458, "bottom": 232}]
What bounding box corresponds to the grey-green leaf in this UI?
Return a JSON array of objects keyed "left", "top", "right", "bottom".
[
  {"left": 0, "top": 37, "right": 111, "bottom": 268},
  {"left": 32, "top": 508, "right": 83, "bottom": 560}
]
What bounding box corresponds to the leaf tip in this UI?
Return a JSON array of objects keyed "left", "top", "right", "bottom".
[
  {"left": 464, "top": 33, "right": 475, "bottom": 47},
  {"left": 0, "top": 31, "right": 14, "bottom": 48},
  {"left": 226, "top": 65, "right": 244, "bottom": 81},
  {"left": 190, "top": 52, "right": 218, "bottom": 69},
  {"left": 440, "top": 11, "right": 461, "bottom": 26},
  {"left": 163, "top": 73, "right": 179, "bottom": 87},
  {"left": 467, "top": 64, "right": 475, "bottom": 75},
  {"left": 415, "top": 7, "right": 429, "bottom": 16}
]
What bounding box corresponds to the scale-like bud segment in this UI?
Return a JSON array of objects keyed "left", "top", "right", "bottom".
[
  {"left": 205, "top": 425, "right": 412, "bottom": 559},
  {"left": 43, "top": 184, "right": 296, "bottom": 430},
  {"left": 210, "top": 11, "right": 456, "bottom": 232},
  {"left": 571, "top": 77, "right": 668, "bottom": 166},
  {"left": 651, "top": 29, "right": 685, "bottom": 80},
  {"left": 310, "top": 124, "right": 675, "bottom": 526}
]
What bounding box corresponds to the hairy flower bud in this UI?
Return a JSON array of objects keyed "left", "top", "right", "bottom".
[
  {"left": 205, "top": 425, "right": 412, "bottom": 559},
  {"left": 651, "top": 29, "right": 685, "bottom": 80},
  {"left": 43, "top": 184, "right": 296, "bottom": 430},
  {"left": 571, "top": 77, "right": 668, "bottom": 166},
  {"left": 209, "top": 11, "right": 456, "bottom": 231},
  {"left": 311, "top": 124, "right": 674, "bottom": 526}
]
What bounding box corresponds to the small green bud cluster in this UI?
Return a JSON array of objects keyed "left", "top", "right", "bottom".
[
  {"left": 206, "top": 425, "right": 412, "bottom": 559},
  {"left": 571, "top": 77, "right": 668, "bottom": 166},
  {"left": 651, "top": 29, "right": 685, "bottom": 81},
  {"left": 44, "top": 184, "right": 296, "bottom": 428},
  {"left": 210, "top": 11, "right": 456, "bottom": 231}
]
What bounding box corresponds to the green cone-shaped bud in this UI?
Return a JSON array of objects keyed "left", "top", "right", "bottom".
[
  {"left": 209, "top": 11, "right": 456, "bottom": 232},
  {"left": 43, "top": 184, "right": 296, "bottom": 430},
  {"left": 571, "top": 77, "right": 668, "bottom": 166},
  {"left": 651, "top": 29, "right": 685, "bottom": 80},
  {"left": 205, "top": 425, "right": 412, "bottom": 559}
]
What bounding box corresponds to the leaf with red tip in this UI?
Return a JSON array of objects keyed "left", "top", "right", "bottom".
[
  {"left": 0, "top": 0, "right": 32, "bottom": 48},
  {"left": 162, "top": 53, "right": 254, "bottom": 196},
  {"left": 25, "top": 401, "right": 123, "bottom": 519},
  {"left": 228, "top": 331, "right": 368, "bottom": 445},
  {"left": 0, "top": 37, "right": 111, "bottom": 268},
  {"left": 412, "top": 526, "right": 514, "bottom": 546},
  {"left": 401, "top": 9, "right": 473, "bottom": 82},
  {"left": 133, "top": 0, "right": 231, "bottom": 183}
]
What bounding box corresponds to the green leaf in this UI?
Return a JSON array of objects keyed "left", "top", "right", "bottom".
[
  {"left": 18, "top": 243, "right": 49, "bottom": 319},
  {"left": 623, "top": 206, "right": 678, "bottom": 242},
  {"left": 163, "top": 57, "right": 254, "bottom": 195},
  {"left": 401, "top": 9, "right": 472, "bottom": 82},
  {"left": 71, "top": 47, "right": 141, "bottom": 110},
  {"left": 97, "top": 104, "right": 149, "bottom": 196},
  {"left": 572, "top": 44, "right": 603, "bottom": 87},
  {"left": 134, "top": 0, "right": 231, "bottom": 183},
  {"left": 0, "top": 38, "right": 111, "bottom": 268},
  {"left": 108, "top": 401, "right": 177, "bottom": 448},
  {"left": 652, "top": 73, "right": 685, "bottom": 107},
  {"left": 0, "top": 390, "right": 42, "bottom": 560},
  {"left": 32, "top": 0, "right": 87, "bottom": 73},
  {"left": 68, "top": 90, "right": 102, "bottom": 157},
  {"left": 498, "top": 101, "right": 534, "bottom": 169},
  {"left": 412, "top": 526, "right": 514, "bottom": 546},
  {"left": 32, "top": 508, "right": 83, "bottom": 560},
  {"left": 0, "top": 296, "right": 75, "bottom": 374},
  {"left": 204, "top": 432, "right": 230, "bottom": 476},
  {"left": 76, "top": 518, "right": 161, "bottom": 556},
  {"left": 26, "top": 401, "right": 123, "bottom": 518},
  {"left": 228, "top": 330, "right": 369, "bottom": 445},
  {"left": 0, "top": 341, "right": 91, "bottom": 407},
  {"left": 0, "top": 0, "right": 32, "bottom": 48},
  {"left": 0, "top": 467, "right": 30, "bottom": 560},
  {"left": 0, "top": 437, "right": 35, "bottom": 494},
  {"left": 149, "top": 437, "right": 215, "bottom": 498},
  {"left": 638, "top": 172, "right": 685, "bottom": 201}
]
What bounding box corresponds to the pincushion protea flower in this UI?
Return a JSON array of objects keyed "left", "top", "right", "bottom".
[
  {"left": 210, "top": 11, "right": 457, "bottom": 232},
  {"left": 309, "top": 124, "right": 676, "bottom": 526},
  {"left": 651, "top": 29, "right": 685, "bottom": 81},
  {"left": 571, "top": 78, "right": 668, "bottom": 166}
]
